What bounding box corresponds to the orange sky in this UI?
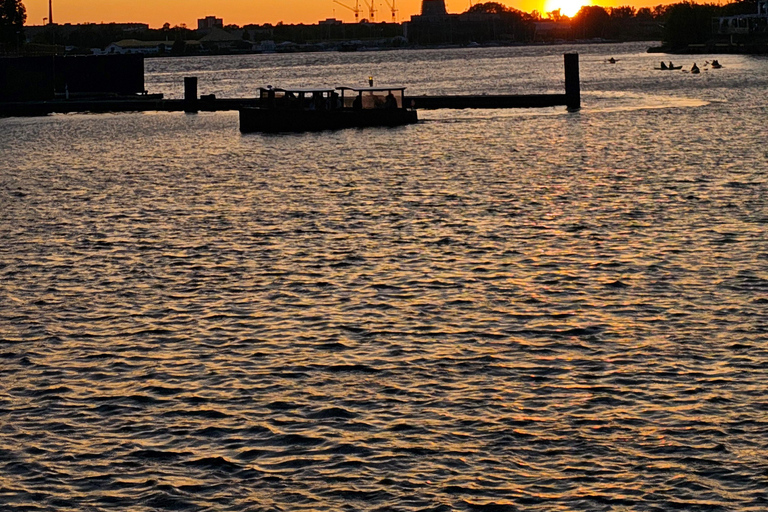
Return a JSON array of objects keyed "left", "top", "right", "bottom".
[{"left": 26, "top": 0, "right": 671, "bottom": 28}]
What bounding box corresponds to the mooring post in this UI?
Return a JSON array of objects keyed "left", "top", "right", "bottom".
[
  {"left": 184, "top": 76, "right": 198, "bottom": 113},
  {"left": 564, "top": 53, "right": 580, "bottom": 111}
]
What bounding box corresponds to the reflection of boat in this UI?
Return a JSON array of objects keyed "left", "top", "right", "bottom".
[{"left": 239, "top": 86, "right": 418, "bottom": 133}]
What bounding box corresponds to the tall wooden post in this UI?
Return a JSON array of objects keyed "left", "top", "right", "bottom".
[
  {"left": 184, "top": 77, "right": 198, "bottom": 113},
  {"left": 564, "top": 53, "right": 580, "bottom": 111}
]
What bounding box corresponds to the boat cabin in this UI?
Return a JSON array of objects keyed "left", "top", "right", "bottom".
[
  {"left": 241, "top": 85, "right": 417, "bottom": 133},
  {"left": 258, "top": 87, "right": 336, "bottom": 110},
  {"left": 257, "top": 86, "right": 409, "bottom": 111},
  {"left": 336, "top": 86, "right": 407, "bottom": 110}
]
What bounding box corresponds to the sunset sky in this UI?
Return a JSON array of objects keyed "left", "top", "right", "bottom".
[{"left": 27, "top": 0, "right": 671, "bottom": 28}]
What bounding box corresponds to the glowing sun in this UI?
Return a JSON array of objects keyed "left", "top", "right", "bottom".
[{"left": 543, "top": 0, "right": 590, "bottom": 18}]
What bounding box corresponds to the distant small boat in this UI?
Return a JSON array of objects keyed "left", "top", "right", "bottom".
[
  {"left": 607, "top": 57, "right": 618, "bottom": 64},
  {"left": 655, "top": 65, "right": 682, "bottom": 70},
  {"left": 710, "top": 60, "right": 723, "bottom": 69},
  {"left": 691, "top": 63, "right": 700, "bottom": 74}
]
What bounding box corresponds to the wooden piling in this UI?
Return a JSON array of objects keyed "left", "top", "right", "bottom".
[
  {"left": 184, "top": 76, "right": 198, "bottom": 113},
  {"left": 564, "top": 53, "right": 580, "bottom": 111}
]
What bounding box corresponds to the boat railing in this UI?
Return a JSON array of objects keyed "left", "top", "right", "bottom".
[
  {"left": 336, "top": 87, "right": 407, "bottom": 110},
  {"left": 256, "top": 86, "right": 408, "bottom": 111}
]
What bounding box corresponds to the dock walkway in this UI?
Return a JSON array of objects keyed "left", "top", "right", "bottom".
[{"left": 0, "top": 54, "right": 580, "bottom": 118}]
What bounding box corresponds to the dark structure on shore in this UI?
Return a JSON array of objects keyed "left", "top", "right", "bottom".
[
  {"left": 715, "top": 0, "right": 768, "bottom": 44},
  {"left": 405, "top": 0, "right": 530, "bottom": 45},
  {"left": 0, "top": 55, "right": 144, "bottom": 102}
]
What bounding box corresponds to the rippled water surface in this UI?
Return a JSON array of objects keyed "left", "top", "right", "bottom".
[{"left": 2, "top": 42, "right": 768, "bottom": 511}]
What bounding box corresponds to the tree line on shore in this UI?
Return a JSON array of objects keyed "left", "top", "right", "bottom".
[{"left": 0, "top": 0, "right": 763, "bottom": 53}]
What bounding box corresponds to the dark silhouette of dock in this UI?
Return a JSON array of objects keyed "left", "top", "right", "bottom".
[
  {"left": 407, "top": 53, "right": 580, "bottom": 111},
  {"left": 0, "top": 53, "right": 580, "bottom": 117}
]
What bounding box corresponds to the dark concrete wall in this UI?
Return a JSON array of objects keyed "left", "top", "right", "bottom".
[
  {"left": 0, "top": 56, "right": 56, "bottom": 101},
  {"left": 1, "top": 54, "right": 144, "bottom": 101}
]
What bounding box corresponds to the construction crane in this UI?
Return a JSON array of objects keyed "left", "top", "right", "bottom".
[
  {"left": 333, "top": 0, "right": 361, "bottom": 22},
  {"left": 363, "top": 0, "right": 376, "bottom": 21},
  {"left": 384, "top": 0, "right": 398, "bottom": 21}
]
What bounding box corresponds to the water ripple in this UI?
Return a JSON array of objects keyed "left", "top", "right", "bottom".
[{"left": 2, "top": 44, "right": 768, "bottom": 512}]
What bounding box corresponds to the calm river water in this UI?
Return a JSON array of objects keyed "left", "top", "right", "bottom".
[{"left": 1, "top": 42, "right": 767, "bottom": 511}]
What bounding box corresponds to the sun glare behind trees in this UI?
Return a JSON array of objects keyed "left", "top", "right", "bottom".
[{"left": 543, "top": 0, "right": 591, "bottom": 18}]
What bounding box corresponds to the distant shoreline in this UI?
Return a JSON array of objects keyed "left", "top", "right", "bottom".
[
  {"left": 136, "top": 38, "right": 647, "bottom": 59},
  {"left": 648, "top": 43, "right": 768, "bottom": 54}
]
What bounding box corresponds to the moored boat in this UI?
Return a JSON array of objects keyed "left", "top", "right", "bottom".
[{"left": 239, "top": 86, "right": 418, "bottom": 133}]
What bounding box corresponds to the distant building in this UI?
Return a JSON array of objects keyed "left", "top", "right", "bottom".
[
  {"left": 24, "top": 22, "right": 150, "bottom": 44},
  {"left": 319, "top": 18, "right": 343, "bottom": 25},
  {"left": 198, "top": 26, "right": 243, "bottom": 51},
  {"left": 421, "top": 0, "right": 448, "bottom": 17},
  {"left": 198, "top": 16, "right": 224, "bottom": 31},
  {"left": 715, "top": 0, "right": 768, "bottom": 37},
  {"left": 102, "top": 39, "right": 199, "bottom": 55},
  {"left": 533, "top": 20, "right": 571, "bottom": 41},
  {"left": 259, "top": 40, "right": 276, "bottom": 53},
  {"left": 405, "top": 0, "right": 525, "bottom": 45}
]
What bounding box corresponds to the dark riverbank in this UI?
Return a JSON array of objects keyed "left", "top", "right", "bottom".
[{"left": 648, "top": 42, "right": 768, "bottom": 54}]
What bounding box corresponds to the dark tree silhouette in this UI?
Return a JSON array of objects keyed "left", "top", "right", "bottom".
[
  {"left": 464, "top": 2, "right": 530, "bottom": 22},
  {"left": 635, "top": 7, "right": 654, "bottom": 20},
  {"left": 467, "top": 2, "right": 511, "bottom": 14},
  {"left": 609, "top": 6, "right": 636, "bottom": 19},
  {"left": 662, "top": 1, "right": 720, "bottom": 48},
  {"left": 0, "top": 0, "right": 26, "bottom": 47},
  {"left": 571, "top": 5, "right": 611, "bottom": 39}
]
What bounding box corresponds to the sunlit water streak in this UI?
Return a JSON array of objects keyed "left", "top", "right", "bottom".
[{"left": 1, "top": 42, "right": 767, "bottom": 511}]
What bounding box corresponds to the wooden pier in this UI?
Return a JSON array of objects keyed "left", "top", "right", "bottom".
[
  {"left": 0, "top": 53, "right": 580, "bottom": 118},
  {"left": 408, "top": 53, "right": 580, "bottom": 110}
]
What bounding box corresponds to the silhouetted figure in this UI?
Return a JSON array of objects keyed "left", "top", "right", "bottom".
[
  {"left": 660, "top": 61, "right": 668, "bottom": 70},
  {"left": 314, "top": 93, "right": 325, "bottom": 111},
  {"left": 330, "top": 92, "right": 341, "bottom": 110},
  {"left": 352, "top": 95, "right": 362, "bottom": 110},
  {"left": 384, "top": 92, "right": 397, "bottom": 109}
]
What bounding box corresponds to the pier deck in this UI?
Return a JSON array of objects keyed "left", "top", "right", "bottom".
[{"left": 0, "top": 53, "right": 580, "bottom": 118}]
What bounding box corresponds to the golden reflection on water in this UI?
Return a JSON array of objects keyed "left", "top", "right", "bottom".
[{"left": 1, "top": 43, "right": 767, "bottom": 512}]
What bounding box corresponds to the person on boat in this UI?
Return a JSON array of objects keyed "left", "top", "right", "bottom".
[
  {"left": 314, "top": 93, "right": 326, "bottom": 111},
  {"left": 660, "top": 61, "right": 668, "bottom": 70},
  {"left": 384, "top": 92, "right": 398, "bottom": 109},
  {"left": 691, "top": 62, "right": 700, "bottom": 74},
  {"left": 352, "top": 95, "right": 362, "bottom": 110},
  {"left": 608, "top": 57, "right": 616, "bottom": 63},
  {"left": 286, "top": 91, "right": 299, "bottom": 109},
  {"left": 669, "top": 61, "right": 675, "bottom": 69},
  {"left": 329, "top": 91, "right": 341, "bottom": 110},
  {"left": 711, "top": 59, "right": 722, "bottom": 68}
]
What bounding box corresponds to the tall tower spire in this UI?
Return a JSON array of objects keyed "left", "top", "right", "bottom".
[
  {"left": 49, "top": 0, "right": 53, "bottom": 24},
  {"left": 421, "top": 0, "right": 447, "bottom": 16}
]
